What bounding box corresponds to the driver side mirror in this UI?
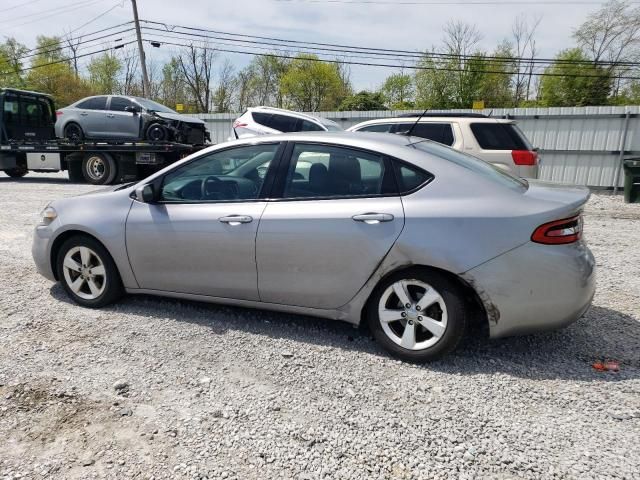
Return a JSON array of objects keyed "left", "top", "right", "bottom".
[
  {"left": 134, "top": 184, "right": 157, "bottom": 203},
  {"left": 125, "top": 105, "right": 140, "bottom": 114}
]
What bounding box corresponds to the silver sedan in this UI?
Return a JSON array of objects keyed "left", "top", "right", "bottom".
[{"left": 32, "top": 132, "right": 596, "bottom": 361}]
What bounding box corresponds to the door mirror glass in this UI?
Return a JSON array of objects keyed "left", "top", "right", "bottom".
[{"left": 124, "top": 105, "right": 140, "bottom": 114}]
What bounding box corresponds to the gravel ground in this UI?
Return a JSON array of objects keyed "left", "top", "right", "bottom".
[{"left": 0, "top": 172, "right": 639, "bottom": 480}]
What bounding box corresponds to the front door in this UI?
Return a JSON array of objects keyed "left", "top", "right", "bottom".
[
  {"left": 256, "top": 142, "right": 405, "bottom": 309},
  {"left": 126, "top": 142, "right": 283, "bottom": 300}
]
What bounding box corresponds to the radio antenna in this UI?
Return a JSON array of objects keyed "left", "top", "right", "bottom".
[{"left": 405, "top": 108, "right": 430, "bottom": 137}]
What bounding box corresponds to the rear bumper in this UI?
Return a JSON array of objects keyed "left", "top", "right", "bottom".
[{"left": 464, "top": 240, "right": 596, "bottom": 338}]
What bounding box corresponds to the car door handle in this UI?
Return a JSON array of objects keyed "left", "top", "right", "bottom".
[
  {"left": 80, "top": 112, "right": 88, "bottom": 116},
  {"left": 352, "top": 213, "right": 394, "bottom": 224},
  {"left": 219, "top": 215, "right": 253, "bottom": 225},
  {"left": 106, "top": 113, "right": 115, "bottom": 118}
]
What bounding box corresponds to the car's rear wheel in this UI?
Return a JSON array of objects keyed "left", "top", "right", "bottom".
[
  {"left": 64, "top": 123, "right": 84, "bottom": 142},
  {"left": 56, "top": 236, "right": 123, "bottom": 308},
  {"left": 367, "top": 270, "right": 467, "bottom": 362},
  {"left": 146, "top": 123, "right": 167, "bottom": 142},
  {"left": 81, "top": 153, "right": 117, "bottom": 185},
  {"left": 4, "top": 166, "right": 28, "bottom": 178}
]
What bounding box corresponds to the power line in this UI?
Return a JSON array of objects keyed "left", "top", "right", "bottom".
[
  {"left": 1, "top": 0, "right": 46, "bottom": 13},
  {"left": 145, "top": 37, "right": 640, "bottom": 80},
  {"left": 0, "top": 0, "right": 103, "bottom": 26},
  {"left": 274, "top": 0, "right": 640, "bottom": 4},
  {"left": 140, "top": 19, "right": 640, "bottom": 68},
  {"left": 66, "top": 1, "right": 127, "bottom": 36},
  {"left": 0, "top": 41, "right": 136, "bottom": 76}
]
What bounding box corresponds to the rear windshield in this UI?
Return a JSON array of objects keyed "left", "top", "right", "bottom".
[
  {"left": 470, "top": 122, "right": 532, "bottom": 150},
  {"left": 317, "top": 118, "right": 342, "bottom": 131},
  {"left": 3, "top": 94, "right": 53, "bottom": 127},
  {"left": 409, "top": 140, "right": 528, "bottom": 192}
]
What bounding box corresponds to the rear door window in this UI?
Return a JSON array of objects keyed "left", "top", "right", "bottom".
[
  {"left": 470, "top": 123, "right": 532, "bottom": 150},
  {"left": 76, "top": 97, "right": 107, "bottom": 110},
  {"left": 300, "top": 120, "right": 324, "bottom": 131},
  {"left": 269, "top": 114, "right": 300, "bottom": 132},
  {"left": 393, "top": 123, "right": 455, "bottom": 146}
]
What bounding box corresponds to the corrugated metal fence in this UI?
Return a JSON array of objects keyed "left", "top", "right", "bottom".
[{"left": 189, "top": 106, "right": 640, "bottom": 188}]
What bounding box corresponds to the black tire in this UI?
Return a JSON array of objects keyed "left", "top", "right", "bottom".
[
  {"left": 64, "top": 122, "right": 84, "bottom": 142},
  {"left": 145, "top": 123, "right": 167, "bottom": 142},
  {"left": 4, "top": 166, "right": 28, "bottom": 178},
  {"left": 67, "top": 160, "right": 84, "bottom": 182},
  {"left": 55, "top": 235, "right": 124, "bottom": 308},
  {"left": 367, "top": 269, "right": 467, "bottom": 362},
  {"left": 81, "top": 153, "right": 117, "bottom": 185}
]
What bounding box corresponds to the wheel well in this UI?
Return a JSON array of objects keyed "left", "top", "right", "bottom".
[
  {"left": 50, "top": 230, "right": 105, "bottom": 280},
  {"left": 361, "top": 264, "right": 489, "bottom": 333}
]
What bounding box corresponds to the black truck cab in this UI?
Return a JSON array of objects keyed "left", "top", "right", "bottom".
[{"left": 0, "top": 88, "right": 56, "bottom": 144}]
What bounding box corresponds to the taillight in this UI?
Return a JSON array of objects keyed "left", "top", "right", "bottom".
[
  {"left": 233, "top": 121, "right": 247, "bottom": 128},
  {"left": 532, "top": 215, "right": 583, "bottom": 245},
  {"left": 56, "top": 110, "right": 63, "bottom": 116},
  {"left": 512, "top": 150, "right": 538, "bottom": 166}
]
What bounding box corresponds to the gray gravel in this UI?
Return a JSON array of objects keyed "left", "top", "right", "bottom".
[{"left": 1, "top": 172, "right": 639, "bottom": 480}]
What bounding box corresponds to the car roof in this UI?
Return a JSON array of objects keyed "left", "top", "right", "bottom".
[
  {"left": 350, "top": 116, "right": 515, "bottom": 127},
  {"left": 247, "top": 106, "right": 338, "bottom": 126}
]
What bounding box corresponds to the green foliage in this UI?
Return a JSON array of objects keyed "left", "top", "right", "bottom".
[
  {"left": 380, "top": 73, "right": 414, "bottom": 109},
  {"left": 538, "top": 48, "right": 612, "bottom": 107},
  {"left": 280, "top": 55, "right": 348, "bottom": 111},
  {"left": 339, "top": 91, "right": 387, "bottom": 111},
  {"left": 0, "top": 38, "right": 28, "bottom": 88},
  {"left": 87, "top": 53, "right": 122, "bottom": 94}
]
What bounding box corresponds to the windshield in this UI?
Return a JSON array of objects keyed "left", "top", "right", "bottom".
[
  {"left": 409, "top": 140, "right": 528, "bottom": 192},
  {"left": 135, "top": 98, "right": 176, "bottom": 113}
]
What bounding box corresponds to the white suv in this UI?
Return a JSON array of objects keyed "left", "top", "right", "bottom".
[
  {"left": 348, "top": 114, "right": 539, "bottom": 178},
  {"left": 233, "top": 107, "right": 342, "bottom": 138}
]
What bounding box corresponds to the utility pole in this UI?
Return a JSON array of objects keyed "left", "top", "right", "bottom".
[{"left": 131, "top": 0, "right": 150, "bottom": 96}]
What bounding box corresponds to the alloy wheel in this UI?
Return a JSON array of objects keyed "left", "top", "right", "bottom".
[
  {"left": 62, "top": 246, "right": 107, "bottom": 300},
  {"left": 378, "top": 279, "right": 448, "bottom": 350}
]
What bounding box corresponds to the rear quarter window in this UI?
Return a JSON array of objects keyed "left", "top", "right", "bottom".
[{"left": 470, "top": 123, "right": 531, "bottom": 150}]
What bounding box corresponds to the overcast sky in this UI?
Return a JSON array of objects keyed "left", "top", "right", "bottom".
[{"left": 3, "top": 0, "right": 599, "bottom": 90}]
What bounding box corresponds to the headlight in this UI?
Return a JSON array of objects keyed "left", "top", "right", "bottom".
[{"left": 39, "top": 205, "right": 57, "bottom": 226}]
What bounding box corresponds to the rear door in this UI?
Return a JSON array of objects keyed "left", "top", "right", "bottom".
[
  {"left": 105, "top": 96, "right": 141, "bottom": 139},
  {"left": 73, "top": 96, "right": 108, "bottom": 138},
  {"left": 256, "top": 142, "right": 404, "bottom": 309}
]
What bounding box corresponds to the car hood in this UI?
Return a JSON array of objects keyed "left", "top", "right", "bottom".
[{"left": 153, "top": 112, "right": 206, "bottom": 125}]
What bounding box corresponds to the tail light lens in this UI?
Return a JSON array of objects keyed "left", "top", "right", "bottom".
[
  {"left": 532, "top": 215, "right": 583, "bottom": 245},
  {"left": 512, "top": 150, "right": 538, "bottom": 166},
  {"left": 56, "top": 110, "right": 63, "bottom": 116},
  {"left": 233, "top": 121, "right": 247, "bottom": 128}
]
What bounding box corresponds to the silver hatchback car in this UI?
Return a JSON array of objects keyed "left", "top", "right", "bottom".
[{"left": 32, "top": 133, "right": 595, "bottom": 361}]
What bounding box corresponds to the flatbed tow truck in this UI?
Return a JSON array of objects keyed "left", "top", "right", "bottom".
[{"left": 0, "top": 88, "right": 209, "bottom": 185}]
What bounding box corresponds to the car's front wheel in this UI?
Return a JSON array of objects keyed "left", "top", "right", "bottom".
[
  {"left": 367, "top": 270, "right": 467, "bottom": 362},
  {"left": 56, "top": 236, "right": 123, "bottom": 308},
  {"left": 146, "top": 123, "right": 168, "bottom": 142}
]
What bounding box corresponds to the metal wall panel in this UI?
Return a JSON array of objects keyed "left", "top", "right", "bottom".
[{"left": 188, "top": 106, "right": 639, "bottom": 187}]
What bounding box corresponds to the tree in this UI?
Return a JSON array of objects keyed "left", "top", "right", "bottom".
[
  {"left": 280, "top": 54, "right": 347, "bottom": 111},
  {"left": 177, "top": 43, "right": 216, "bottom": 113},
  {"left": 511, "top": 14, "right": 541, "bottom": 105},
  {"left": 87, "top": 52, "right": 121, "bottom": 94},
  {"left": 0, "top": 38, "right": 28, "bottom": 87},
  {"left": 476, "top": 42, "right": 516, "bottom": 108},
  {"left": 159, "top": 58, "right": 187, "bottom": 109},
  {"left": 381, "top": 73, "right": 414, "bottom": 109},
  {"left": 574, "top": 0, "right": 640, "bottom": 100},
  {"left": 538, "top": 48, "right": 612, "bottom": 106},
  {"left": 212, "top": 59, "right": 236, "bottom": 113},
  {"left": 26, "top": 36, "right": 92, "bottom": 106},
  {"left": 338, "top": 91, "right": 387, "bottom": 111}
]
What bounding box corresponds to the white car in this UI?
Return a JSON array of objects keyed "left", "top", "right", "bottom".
[
  {"left": 348, "top": 114, "right": 539, "bottom": 178},
  {"left": 233, "top": 107, "right": 342, "bottom": 138}
]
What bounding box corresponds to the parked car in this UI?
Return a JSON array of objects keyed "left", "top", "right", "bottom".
[
  {"left": 55, "top": 95, "right": 210, "bottom": 145},
  {"left": 32, "top": 132, "right": 594, "bottom": 362},
  {"left": 232, "top": 106, "right": 342, "bottom": 138},
  {"left": 348, "top": 113, "right": 539, "bottom": 178}
]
